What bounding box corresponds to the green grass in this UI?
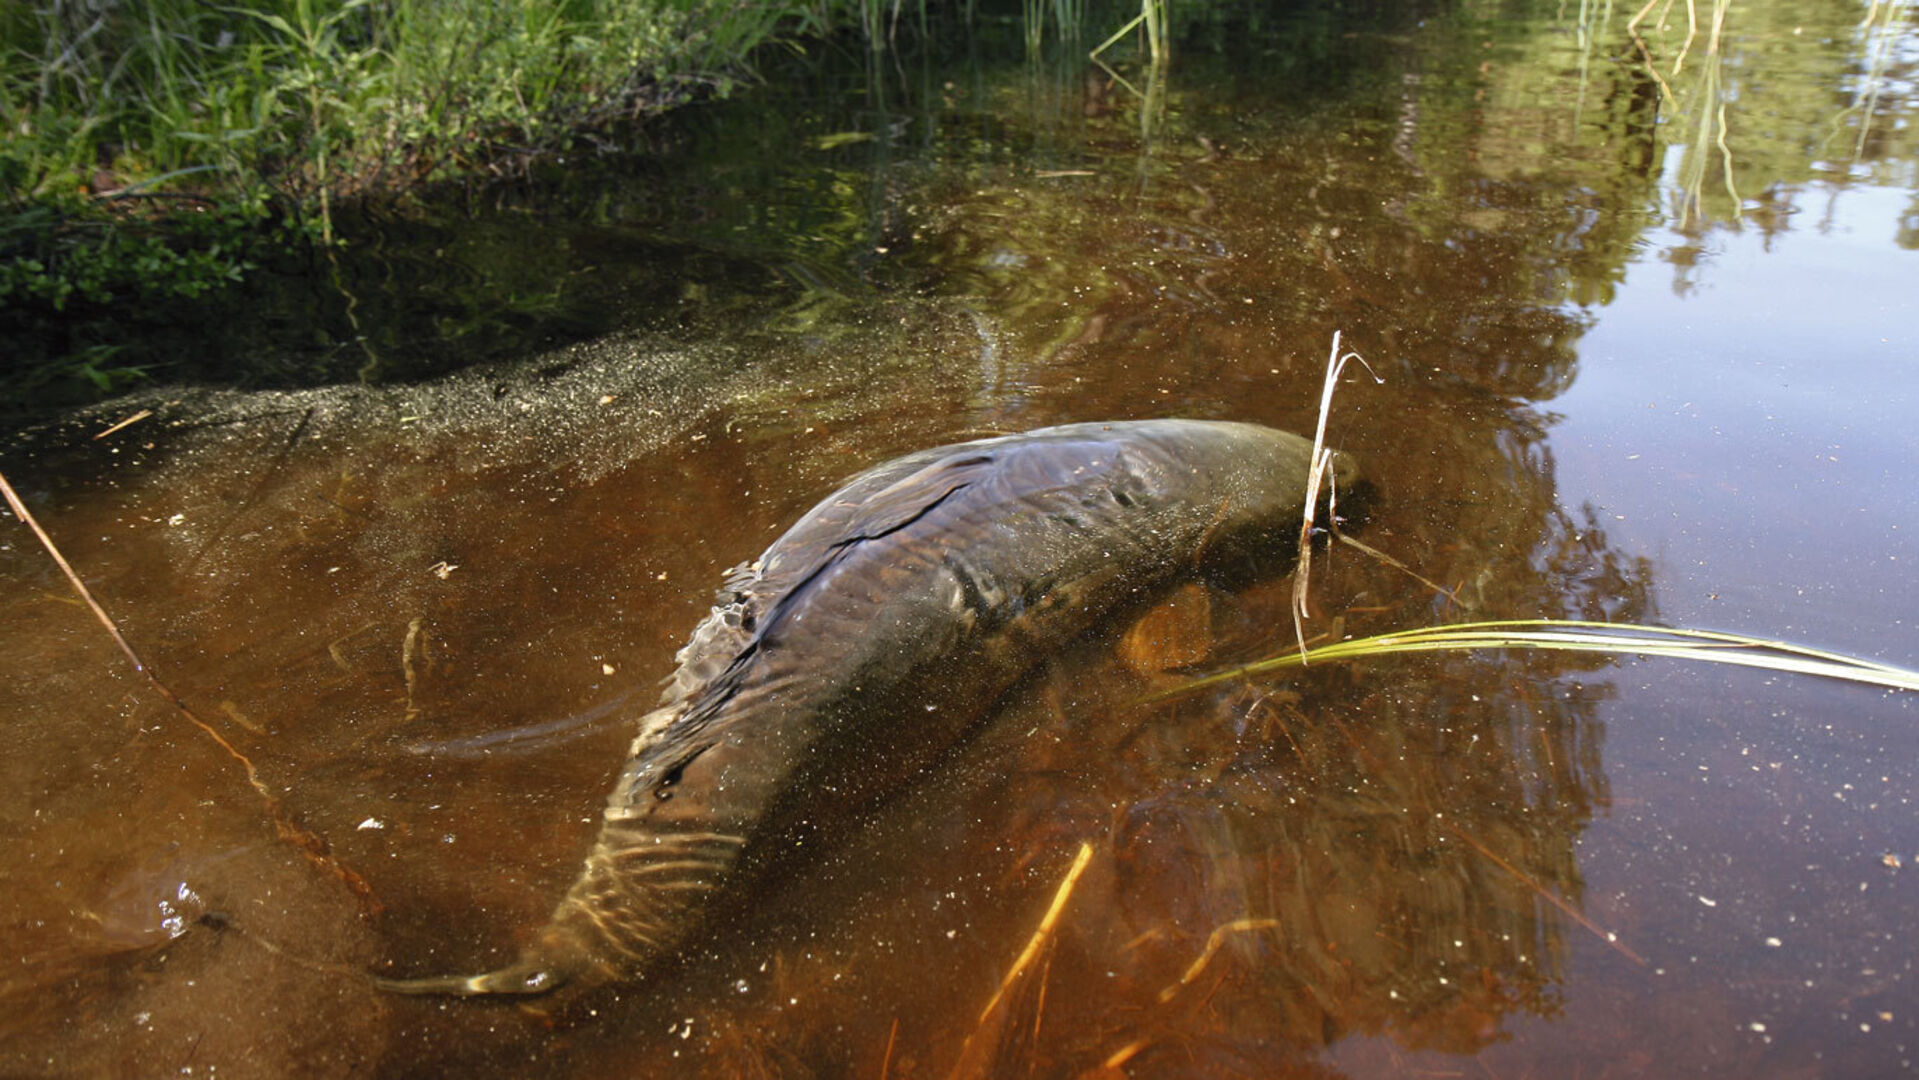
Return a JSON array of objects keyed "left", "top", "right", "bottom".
[
  {"left": 0, "top": 0, "right": 1222, "bottom": 402},
  {"left": 2, "top": 0, "right": 800, "bottom": 211},
  {"left": 1148, "top": 619, "right": 1919, "bottom": 703},
  {"left": 0, "top": 1, "right": 888, "bottom": 330}
]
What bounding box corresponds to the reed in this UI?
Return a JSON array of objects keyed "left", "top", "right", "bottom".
[
  {"left": 1089, "top": 0, "right": 1168, "bottom": 69},
  {"left": 1150, "top": 620, "right": 1919, "bottom": 703},
  {"left": 1231, "top": 327, "right": 1919, "bottom": 706}
]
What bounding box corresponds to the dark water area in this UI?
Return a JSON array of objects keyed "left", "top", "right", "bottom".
[{"left": 3, "top": 0, "right": 1917, "bottom": 1076}]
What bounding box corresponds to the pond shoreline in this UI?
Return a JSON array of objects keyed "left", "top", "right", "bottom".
[{"left": 0, "top": 0, "right": 964, "bottom": 420}]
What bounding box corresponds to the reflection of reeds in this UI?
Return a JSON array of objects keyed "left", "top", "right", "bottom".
[
  {"left": 1570, "top": 0, "right": 1619, "bottom": 130},
  {"left": 1831, "top": 0, "right": 1913, "bottom": 163},
  {"left": 1022, "top": 0, "right": 1088, "bottom": 59},
  {"left": 1628, "top": 0, "right": 1740, "bottom": 227}
]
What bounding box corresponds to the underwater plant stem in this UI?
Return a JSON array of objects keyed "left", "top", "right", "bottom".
[
  {"left": 880, "top": 1016, "right": 900, "bottom": 1080},
  {"left": 976, "top": 842, "right": 1094, "bottom": 1024},
  {"left": 1157, "top": 918, "right": 1283, "bottom": 1003}
]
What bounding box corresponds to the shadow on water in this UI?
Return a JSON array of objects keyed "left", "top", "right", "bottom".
[{"left": 1, "top": 0, "right": 1915, "bottom": 1075}]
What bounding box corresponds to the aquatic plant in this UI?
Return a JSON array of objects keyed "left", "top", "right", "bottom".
[
  {"left": 1263, "top": 327, "right": 1919, "bottom": 702},
  {"left": 1152, "top": 619, "right": 1919, "bottom": 704}
]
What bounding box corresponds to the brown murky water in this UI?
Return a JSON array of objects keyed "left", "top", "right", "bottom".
[{"left": 3, "top": 1, "right": 1916, "bottom": 1076}]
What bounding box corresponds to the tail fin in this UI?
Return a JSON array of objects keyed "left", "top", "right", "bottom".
[
  {"left": 371, "top": 824, "right": 728, "bottom": 997},
  {"left": 372, "top": 914, "right": 606, "bottom": 997},
  {"left": 372, "top": 952, "right": 581, "bottom": 997}
]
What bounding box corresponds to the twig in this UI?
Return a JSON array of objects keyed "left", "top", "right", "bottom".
[
  {"left": 0, "top": 469, "right": 378, "bottom": 911},
  {"left": 1335, "top": 532, "right": 1464, "bottom": 607},
  {"left": 93, "top": 410, "right": 153, "bottom": 440},
  {"left": 976, "top": 841, "right": 1095, "bottom": 1023},
  {"left": 1102, "top": 1039, "right": 1147, "bottom": 1070},
  {"left": 402, "top": 616, "right": 426, "bottom": 721},
  {"left": 1157, "top": 918, "right": 1282, "bottom": 1002},
  {"left": 879, "top": 1017, "right": 899, "bottom": 1080},
  {"left": 0, "top": 470, "right": 214, "bottom": 746},
  {"left": 1031, "top": 947, "right": 1054, "bottom": 1045}
]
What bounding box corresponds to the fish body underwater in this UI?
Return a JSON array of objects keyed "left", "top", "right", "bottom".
[{"left": 376, "top": 419, "right": 1355, "bottom": 996}]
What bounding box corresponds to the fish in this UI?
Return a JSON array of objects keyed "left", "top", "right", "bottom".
[{"left": 375, "top": 418, "right": 1356, "bottom": 996}]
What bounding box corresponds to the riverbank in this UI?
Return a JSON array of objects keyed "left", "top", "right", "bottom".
[{"left": 0, "top": 0, "right": 902, "bottom": 410}]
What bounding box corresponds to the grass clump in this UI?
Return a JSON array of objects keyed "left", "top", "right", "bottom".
[
  {"left": 3, "top": 0, "right": 782, "bottom": 217},
  {"left": 0, "top": 0, "right": 869, "bottom": 398}
]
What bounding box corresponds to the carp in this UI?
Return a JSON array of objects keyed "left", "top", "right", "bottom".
[{"left": 377, "top": 419, "right": 1355, "bottom": 996}]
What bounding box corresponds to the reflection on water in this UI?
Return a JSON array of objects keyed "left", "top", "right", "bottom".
[{"left": 2, "top": 0, "right": 1916, "bottom": 1075}]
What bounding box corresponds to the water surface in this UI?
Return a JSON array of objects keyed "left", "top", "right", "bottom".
[{"left": 2, "top": 1, "right": 1915, "bottom": 1076}]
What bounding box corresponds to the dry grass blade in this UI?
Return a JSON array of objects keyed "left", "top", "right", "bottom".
[
  {"left": 1445, "top": 822, "right": 1646, "bottom": 966},
  {"left": 0, "top": 468, "right": 379, "bottom": 911},
  {"left": 1292, "top": 330, "right": 1380, "bottom": 663},
  {"left": 1148, "top": 619, "right": 1919, "bottom": 703}
]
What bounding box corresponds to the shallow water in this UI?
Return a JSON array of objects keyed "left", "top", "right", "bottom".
[{"left": 2, "top": 0, "right": 1916, "bottom": 1076}]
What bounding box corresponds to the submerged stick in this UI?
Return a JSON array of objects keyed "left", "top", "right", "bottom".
[
  {"left": 977, "top": 841, "right": 1095, "bottom": 1024},
  {"left": 1, "top": 471, "right": 197, "bottom": 726},
  {"left": 948, "top": 842, "right": 1095, "bottom": 1080},
  {"left": 1156, "top": 917, "right": 1282, "bottom": 1003},
  {"left": 92, "top": 409, "right": 152, "bottom": 440},
  {"left": 0, "top": 469, "right": 377, "bottom": 910},
  {"left": 880, "top": 1016, "right": 900, "bottom": 1080}
]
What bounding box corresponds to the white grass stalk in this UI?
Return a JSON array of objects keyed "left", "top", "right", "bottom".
[{"left": 1292, "top": 330, "right": 1379, "bottom": 662}]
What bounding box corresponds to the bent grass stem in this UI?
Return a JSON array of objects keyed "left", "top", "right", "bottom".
[
  {"left": 1149, "top": 619, "right": 1919, "bottom": 704},
  {"left": 0, "top": 468, "right": 378, "bottom": 911}
]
